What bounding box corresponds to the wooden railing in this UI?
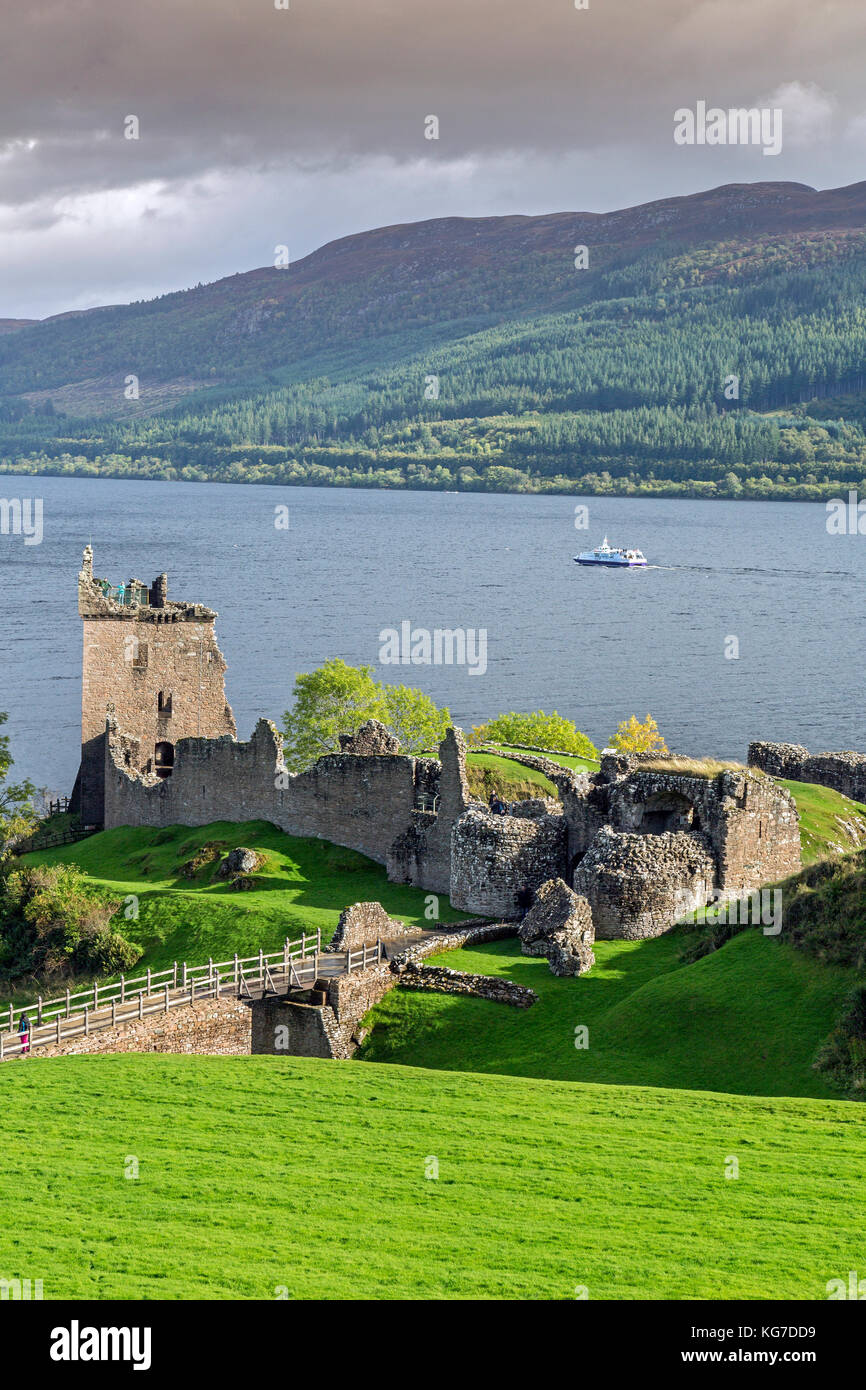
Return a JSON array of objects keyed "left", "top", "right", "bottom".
[
  {"left": 0, "top": 929, "right": 386, "bottom": 1061},
  {"left": 11, "top": 827, "right": 98, "bottom": 857}
]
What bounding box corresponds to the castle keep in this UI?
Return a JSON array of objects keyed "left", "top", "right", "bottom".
[
  {"left": 71, "top": 546, "right": 236, "bottom": 825},
  {"left": 77, "top": 549, "right": 802, "bottom": 939}
]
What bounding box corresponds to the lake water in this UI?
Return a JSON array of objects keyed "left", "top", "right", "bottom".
[{"left": 1, "top": 476, "right": 864, "bottom": 793}]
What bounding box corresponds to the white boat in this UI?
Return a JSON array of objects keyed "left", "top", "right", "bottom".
[{"left": 574, "top": 536, "right": 647, "bottom": 567}]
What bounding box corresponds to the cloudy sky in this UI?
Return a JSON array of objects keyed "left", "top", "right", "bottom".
[{"left": 2, "top": 0, "right": 866, "bottom": 319}]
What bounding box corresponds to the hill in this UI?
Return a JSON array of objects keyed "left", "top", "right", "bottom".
[
  {"left": 359, "top": 930, "right": 851, "bottom": 1099},
  {"left": 18, "top": 821, "right": 469, "bottom": 976},
  {"left": 4, "top": 180, "right": 866, "bottom": 498},
  {"left": 1, "top": 1053, "right": 863, "bottom": 1299}
]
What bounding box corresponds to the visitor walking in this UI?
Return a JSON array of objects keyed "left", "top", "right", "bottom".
[{"left": 19, "top": 1012, "right": 30, "bottom": 1056}]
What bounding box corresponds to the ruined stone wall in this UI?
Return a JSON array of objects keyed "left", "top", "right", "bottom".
[
  {"left": 391, "top": 920, "right": 515, "bottom": 963},
  {"left": 389, "top": 728, "right": 472, "bottom": 893},
  {"left": 277, "top": 751, "right": 420, "bottom": 866},
  {"left": 34, "top": 996, "right": 252, "bottom": 1058},
  {"left": 328, "top": 901, "right": 412, "bottom": 951},
  {"left": 394, "top": 961, "right": 536, "bottom": 1007},
  {"left": 103, "top": 719, "right": 281, "bottom": 829},
  {"left": 449, "top": 806, "right": 568, "bottom": 917},
  {"left": 567, "top": 763, "right": 800, "bottom": 898},
  {"left": 103, "top": 718, "right": 425, "bottom": 869},
  {"left": 573, "top": 827, "right": 717, "bottom": 940},
  {"left": 709, "top": 769, "right": 801, "bottom": 893},
  {"left": 749, "top": 741, "right": 866, "bottom": 804}
]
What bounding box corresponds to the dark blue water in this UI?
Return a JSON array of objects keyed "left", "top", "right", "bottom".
[{"left": 1, "top": 476, "right": 864, "bottom": 793}]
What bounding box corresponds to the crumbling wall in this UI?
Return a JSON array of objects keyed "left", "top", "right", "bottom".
[
  {"left": 386, "top": 728, "right": 472, "bottom": 892},
  {"left": 563, "top": 759, "right": 800, "bottom": 898},
  {"left": 393, "top": 962, "right": 536, "bottom": 1007},
  {"left": 104, "top": 717, "right": 424, "bottom": 868},
  {"left": 328, "top": 901, "right": 412, "bottom": 951},
  {"left": 573, "top": 826, "right": 717, "bottom": 940},
  {"left": 338, "top": 719, "right": 401, "bottom": 755},
  {"left": 517, "top": 877, "right": 596, "bottom": 976},
  {"left": 709, "top": 768, "right": 801, "bottom": 893},
  {"left": 278, "top": 750, "right": 420, "bottom": 865},
  {"left": 749, "top": 740, "right": 866, "bottom": 804},
  {"left": 450, "top": 805, "right": 568, "bottom": 918},
  {"left": 104, "top": 718, "right": 281, "bottom": 829}
]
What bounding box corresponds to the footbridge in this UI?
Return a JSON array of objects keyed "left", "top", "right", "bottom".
[{"left": 0, "top": 928, "right": 427, "bottom": 1061}]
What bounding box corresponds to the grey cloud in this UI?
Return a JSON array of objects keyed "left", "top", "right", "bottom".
[{"left": 2, "top": 0, "right": 866, "bottom": 316}]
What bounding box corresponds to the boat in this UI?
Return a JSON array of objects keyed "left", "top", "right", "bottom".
[{"left": 574, "top": 536, "right": 647, "bottom": 567}]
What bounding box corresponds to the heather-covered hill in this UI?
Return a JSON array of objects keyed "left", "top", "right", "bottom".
[{"left": 4, "top": 179, "right": 866, "bottom": 497}]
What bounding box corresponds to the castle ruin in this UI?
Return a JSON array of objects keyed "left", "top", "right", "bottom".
[
  {"left": 73, "top": 548, "right": 802, "bottom": 940},
  {"left": 71, "top": 546, "right": 236, "bottom": 825}
]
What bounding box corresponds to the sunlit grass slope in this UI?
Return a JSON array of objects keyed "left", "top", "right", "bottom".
[
  {"left": 360, "top": 932, "right": 853, "bottom": 1099},
  {"left": 22, "top": 821, "right": 468, "bottom": 972},
  {"left": 1, "top": 1054, "right": 864, "bottom": 1300}
]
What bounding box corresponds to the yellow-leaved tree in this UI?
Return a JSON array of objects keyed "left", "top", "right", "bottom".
[{"left": 610, "top": 714, "right": 668, "bottom": 755}]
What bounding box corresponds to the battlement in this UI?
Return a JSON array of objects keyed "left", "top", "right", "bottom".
[{"left": 77, "top": 545, "right": 216, "bottom": 622}]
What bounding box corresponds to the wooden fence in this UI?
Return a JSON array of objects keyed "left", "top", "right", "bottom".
[
  {"left": 0, "top": 929, "right": 386, "bottom": 1061},
  {"left": 11, "top": 827, "right": 98, "bottom": 857}
]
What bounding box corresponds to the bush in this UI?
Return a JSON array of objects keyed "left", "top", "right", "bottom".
[
  {"left": 610, "top": 713, "right": 668, "bottom": 755},
  {"left": 814, "top": 986, "right": 866, "bottom": 1099},
  {"left": 0, "top": 862, "right": 141, "bottom": 985},
  {"left": 471, "top": 711, "right": 598, "bottom": 759}
]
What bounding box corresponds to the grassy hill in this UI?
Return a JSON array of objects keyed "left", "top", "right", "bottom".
[
  {"left": 1, "top": 1053, "right": 864, "bottom": 1299},
  {"left": 359, "top": 931, "right": 852, "bottom": 1100},
  {"left": 5, "top": 181, "right": 866, "bottom": 499},
  {"left": 20, "top": 821, "right": 469, "bottom": 974},
  {"left": 779, "top": 778, "right": 866, "bottom": 864}
]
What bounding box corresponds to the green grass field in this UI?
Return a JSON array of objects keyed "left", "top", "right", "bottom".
[
  {"left": 779, "top": 778, "right": 866, "bottom": 864},
  {"left": 7, "top": 769, "right": 866, "bottom": 1301},
  {"left": 1, "top": 1053, "right": 864, "bottom": 1300},
  {"left": 465, "top": 751, "right": 560, "bottom": 799},
  {"left": 359, "top": 931, "right": 854, "bottom": 1099},
  {"left": 21, "top": 821, "right": 469, "bottom": 974}
]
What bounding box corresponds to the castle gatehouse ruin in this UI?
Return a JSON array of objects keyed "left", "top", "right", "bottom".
[{"left": 74, "top": 549, "right": 802, "bottom": 940}]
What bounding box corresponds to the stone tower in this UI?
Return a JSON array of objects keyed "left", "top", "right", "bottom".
[{"left": 71, "top": 545, "right": 236, "bottom": 825}]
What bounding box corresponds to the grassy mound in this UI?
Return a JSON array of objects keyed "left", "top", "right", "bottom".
[
  {"left": 360, "top": 931, "right": 852, "bottom": 1099},
  {"left": 780, "top": 779, "right": 866, "bottom": 864},
  {"left": 465, "top": 752, "right": 558, "bottom": 802},
  {"left": 20, "top": 822, "right": 469, "bottom": 974},
  {"left": 465, "top": 746, "right": 600, "bottom": 803},
  {"left": 0, "top": 1054, "right": 863, "bottom": 1300},
  {"left": 638, "top": 757, "right": 750, "bottom": 777}
]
